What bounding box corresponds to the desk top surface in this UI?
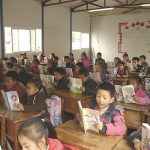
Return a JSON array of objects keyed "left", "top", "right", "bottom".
[
  {"left": 118, "top": 102, "right": 150, "bottom": 112},
  {"left": 0, "top": 105, "right": 41, "bottom": 123},
  {"left": 56, "top": 120, "right": 123, "bottom": 150},
  {"left": 113, "top": 139, "right": 131, "bottom": 150},
  {"left": 113, "top": 77, "right": 129, "bottom": 81},
  {"left": 47, "top": 89, "right": 93, "bottom": 100}
]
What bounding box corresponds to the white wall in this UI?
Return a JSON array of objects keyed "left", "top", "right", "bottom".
[
  {"left": 72, "top": 12, "right": 91, "bottom": 59},
  {"left": 91, "top": 12, "right": 150, "bottom": 63}
]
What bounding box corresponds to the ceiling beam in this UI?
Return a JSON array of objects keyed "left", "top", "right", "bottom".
[
  {"left": 82, "top": 0, "right": 103, "bottom": 8},
  {"left": 122, "top": 7, "right": 138, "bottom": 14}
]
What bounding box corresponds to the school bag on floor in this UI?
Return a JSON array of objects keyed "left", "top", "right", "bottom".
[{"left": 45, "top": 95, "right": 62, "bottom": 127}]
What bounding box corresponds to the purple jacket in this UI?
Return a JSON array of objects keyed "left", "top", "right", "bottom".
[
  {"left": 90, "top": 102, "right": 127, "bottom": 136},
  {"left": 135, "top": 88, "right": 150, "bottom": 105},
  {"left": 82, "top": 58, "right": 91, "bottom": 69}
]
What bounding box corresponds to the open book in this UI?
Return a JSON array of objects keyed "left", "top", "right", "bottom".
[
  {"left": 1, "top": 90, "right": 20, "bottom": 111},
  {"left": 78, "top": 101, "right": 100, "bottom": 134},
  {"left": 38, "top": 65, "right": 47, "bottom": 74},
  {"left": 115, "top": 85, "right": 136, "bottom": 103},
  {"left": 70, "top": 77, "right": 82, "bottom": 94},
  {"left": 142, "top": 123, "right": 150, "bottom": 149},
  {"left": 89, "top": 72, "right": 101, "bottom": 83},
  {"left": 66, "top": 68, "right": 73, "bottom": 77},
  {"left": 40, "top": 74, "right": 54, "bottom": 89}
]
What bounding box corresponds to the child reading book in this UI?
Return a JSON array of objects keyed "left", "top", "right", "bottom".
[
  {"left": 129, "top": 75, "right": 150, "bottom": 105},
  {"left": 64, "top": 56, "right": 75, "bottom": 71},
  {"left": 116, "top": 61, "right": 128, "bottom": 77},
  {"left": 73, "top": 62, "right": 84, "bottom": 78},
  {"left": 17, "top": 78, "right": 47, "bottom": 112},
  {"left": 78, "top": 68, "right": 97, "bottom": 96},
  {"left": 31, "top": 59, "right": 40, "bottom": 74},
  {"left": 76, "top": 82, "right": 126, "bottom": 135},
  {"left": 53, "top": 67, "right": 70, "bottom": 90}
]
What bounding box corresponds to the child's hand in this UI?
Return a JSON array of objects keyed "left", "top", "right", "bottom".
[
  {"left": 133, "top": 96, "right": 140, "bottom": 102},
  {"left": 17, "top": 103, "right": 24, "bottom": 111},
  {"left": 95, "top": 122, "right": 103, "bottom": 131},
  {"left": 80, "top": 86, "right": 85, "bottom": 92},
  {"left": 133, "top": 139, "right": 146, "bottom": 150}
]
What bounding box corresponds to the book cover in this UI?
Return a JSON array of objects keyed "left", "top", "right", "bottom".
[
  {"left": 78, "top": 101, "right": 100, "bottom": 134},
  {"left": 89, "top": 72, "right": 101, "bottom": 83},
  {"left": 145, "top": 77, "right": 150, "bottom": 91},
  {"left": 142, "top": 123, "right": 150, "bottom": 149},
  {"left": 38, "top": 65, "right": 44, "bottom": 74},
  {"left": 115, "top": 85, "right": 123, "bottom": 101},
  {"left": 66, "top": 68, "right": 73, "bottom": 77},
  {"left": 122, "top": 85, "right": 136, "bottom": 103},
  {"left": 70, "top": 77, "right": 82, "bottom": 94},
  {"left": 1, "top": 90, "right": 20, "bottom": 111}
]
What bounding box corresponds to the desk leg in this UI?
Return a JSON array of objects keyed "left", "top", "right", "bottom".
[{"left": 14, "top": 124, "right": 20, "bottom": 150}]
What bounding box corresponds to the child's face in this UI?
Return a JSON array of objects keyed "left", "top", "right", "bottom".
[
  {"left": 117, "top": 64, "right": 124, "bottom": 70},
  {"left": 129, "top": 79, "right": 138, "bottom": 91},
  {"left": 132, "top": 60, "right": 138, "bottom": 67},
  {"left": 54, "top": 72, "right": 64, "bottom": 81},
  {"left": 13, "top": 66, "right": 21, "bottom": 74},
  {"left": 123, "top": 56, "right": 128, "bottom": 61},
  {"left": 96, "top": 89, "right": 114, "bottom": 109},
  {"left": 140, "top": 57, "right": 145, "bottom": 63},
  {"left": 97, "top": 54, "right": 101, "bottom": 59},
  {"left": 26, "top": 83, "right": 38, "bottom": 96},
  {"left": 18, "top": 135, "right": 45, "bottom": 150},
  {"left": 75, "top": 65, "right": 81, "bottom": 73},
  {"left": 4, "top": 76, "right": 16, "bottom": 90},
  {"left": 64, "top": 58, "right": 70, "bottom": 64},
  {"left": 79, "top": 74, "right": 89, "bottom": 83}
]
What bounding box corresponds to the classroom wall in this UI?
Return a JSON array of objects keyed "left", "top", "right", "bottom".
[{"left": 91, "top": 12, "right": 150, "bottom": 63}]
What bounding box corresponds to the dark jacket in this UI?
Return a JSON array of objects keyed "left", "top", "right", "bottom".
[
  {"left": 83, "top": 78, "right": 97, "bottom": 95},
  {"left": 55, "top": 77, "right": 70, "bottom": 90},
  {"left": 66, "top": 63, "right": 75, "bottom": 71},
  {"left": 47, "top": 67, "right": 55, "bottom": 75},
  {"left": 24, "top": 88, "right": 47, "bottom": 112},
  {"left": 18, "top": 71, "right": 30, "bottom": 86}
]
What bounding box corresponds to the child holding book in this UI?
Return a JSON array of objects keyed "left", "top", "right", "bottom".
[
  {"left": 76, "top": 82, "right": 126, "bottom": 135},
  {"left": 78, "top": 68, "right": 97, "bottom": 95},
  {"left": 73, "top": 62, "right": 84, "bottom": 78},
  {"left": 17, "top": 78, "right": 47, "bottom": 112},
  {"left": 31, "top": 59, "right": 40, "bottom": 74},
  {"left": 64, "top": 56, "right": 75, "bottom": 71},
  {"left": 53, "top": 67, "right": 70, "bottom": 90},
  {"left": 116, "top": 61, "right": 128, "bottom": 77},
  {"left": 129, "top": 75, "right": 150, "bottom": 105},
  {"left": 4, "top": 71, "right": 28, "bottom": 105}
]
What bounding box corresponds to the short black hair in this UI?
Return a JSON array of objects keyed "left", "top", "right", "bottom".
[
  {"left": 123, "top": 53, "right": 128, "bottom": 57},
  {"left": 140, "top": 55, "right": 146, "bottom": 60},
  {"left": 97, "top": 82, "right": 116, "bottom": 97},
  {"left": 64, "top": 56, "right": 69, "bottom": 60},
  {"left": 117, "top": 61, "right": 125, "bottom": 66},
  {"left": 132, "top": 57, "right": 139, "bottom": 62},
  {"left": 69, "top": 53, "right": 73, "bottom": 57},
  {"left": 78, "top": 68, "right": 89, "bottom": 77},
  {"left": 75, "top": 62, "right": 84, "bottom": 69},
  {"left": 33, "top": 59, "right": 40, "bottom": 65},
  {"left": 54, "top": 56, "right": 59, "bottom": 61},
  {"left": 6, "top": 62, "right": 14, "bottom": 69},
  {"left": 54, "top": 67, "right": 66, "bottom": 75},
  {"left": 130, "top": 75, "right": 142, "bottom": 85},
  {"left": 18, "top": 117, "right": 57, "bottom": 144},
  {"left": 28, "top": 78, "right": 42, "bottom": 90},
  {"left": 97, "top": 52, "right": 102, "bottom": 56},
  {"left": 6, "top": 71, "right": 18, "bottom": 81}
]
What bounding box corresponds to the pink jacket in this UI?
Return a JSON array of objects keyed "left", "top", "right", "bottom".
[
  {"left": 82, "top": 58, "right": 91, "bottom": 69},
  {"left": 91, "top": 102, "right": 126, "bottom": 136},
  {"left": 47, "top": 138, "right": 63, "bottom": 150},
  {"left": 135, "top": 88, "right": 150, "bottom": 105}
]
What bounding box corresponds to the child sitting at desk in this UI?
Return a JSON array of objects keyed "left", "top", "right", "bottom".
[
  {"left": 47, "top": 60, "right": 55, "bottom": 75},
  {"left": 129, "top": 75, "right": 150, "bottom": 105},
  {"left": 64, "top": 56, "right": 75, "bottom": 71},
  {"left": 3, "top": 71, "right": 28, "bottom": 104},
  {"left": 17, "top": 78, "right": 47, "bottom": 112},
  {"left": 116, "top": 61, "right": 128, "bottom": 78},
  {"left": 127, "top": 128, "right": 145, "bottom": 150},
  {"left": 73, "top": 62, "right": 84, "bottom": 78},
  {"left": 31, "top": 58, "right": 40, "bottom": 74},
  {"left": 132, "top": 57, "right": 143, "bottom": 72},
  {"left": 78, "top": 68, "right": 97, "bottom": 95},
  {"left": 76, "top": 82, "right": 126, "bottom": 135},
  {"left": 53, "top": 67, "right": 70, "bottom": 90}
]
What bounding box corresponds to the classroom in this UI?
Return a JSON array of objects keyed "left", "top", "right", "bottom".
[{"left": 0, "top": 0, "right": 150, "bottom": 150}]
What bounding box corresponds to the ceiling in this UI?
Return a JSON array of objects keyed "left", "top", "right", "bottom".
[{"left": 35, "top": 0, "right": 150, "bottom": 16}]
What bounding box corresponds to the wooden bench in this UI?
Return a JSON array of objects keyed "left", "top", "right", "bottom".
[{"left": 113, "top": 77, "right": 129, "bottom": 85}]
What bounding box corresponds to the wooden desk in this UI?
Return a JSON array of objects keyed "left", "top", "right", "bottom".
[
  {"left": 56, "top": 120, "right": 123, "bottom": 150},
  {"left": 47, "top": 89, "right": 93, "bottom": 114},
  {"left": 0, "top": 105, "right": 41, "bottom": 150},
  {"left": 118, "top": 102, "right": 150, "bottom": 129},
  {"left": 113, "top": 77, "right": 129, "bottom": 86},
  {"left": 113, "top": 139, "right": 131, "bottom": 150}
]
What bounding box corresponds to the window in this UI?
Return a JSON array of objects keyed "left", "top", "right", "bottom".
[
  {"left": 4, "top": 27, "right": 42, "bottom": 54},
  {"left": 72, "top": 31, "right": 89, "bottom": 50}
]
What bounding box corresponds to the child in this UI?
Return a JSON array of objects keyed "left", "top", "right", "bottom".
[
  {"left": 31, "top": 59, "right": 40, "bottom": 74},
  {"left": 47, "top": 60, "right": 55, "bottom": 75},
  {"left": 18, "top": 117, "right": 63, "bottom": 150},
  {"left": 69, "top": 53, "right": 74, "bottom": 64},
  {"left": 73, "top": 62, "right": 84, "bottom": 78},
  {"left": 3, "top": 71, "right": 28, "bottom": 104},
  {"left": 139, "top": 55, "right": 149, "bottom": 72},
  {"left": 114, "top": 57, "right": 121, "bottom": 67},
  {"left": 76, "top": 82, "right": 126, "bottom": 135},
  {"left": 127, "top": 128, "right": 145, "bottom": 150},
  {"left": 17, "top": 78, "right": 47, "bottom": 112},
  {"left": 123, "top": 53, "right": 131, "bottom": 65},
  {"left": 129, "top": 75, "right": 150, "bottom": 105},
  {"left": 53, "top": 56, "right": 59, "bottom": 68},
  {"left": 78, "top": 68, "right": 97, "bottom": 95},
  {"left": 116, "top": 61, "right": 128, "bottom": 77},
  {"left": 64, "top": 56, "right": 74, "bottom": 71},
  {"left": 5, "top": 62, "right": 14, "bottom": 72},
  {"left": 53, "top": 67, "right": 70, "bottom": 90},
  {"left": 81, "top": 52, "right": 91, "bottom": 69},
  {"left": 132, "top": 57, "right": 143, "bottom": 72}
]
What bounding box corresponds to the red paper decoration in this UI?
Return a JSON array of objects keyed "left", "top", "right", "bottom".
[
  {"left": 125, "top": 26, "right": 129, "bottom": 29},
  {"left": 136, "top": 21, "right": 140, "bottom": 25},
  {"left": 141, "top": 22, "right": 144, "bottom": 26},
  {"left": 131, "top": 23, "right": 135, "bottom": 27}
]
